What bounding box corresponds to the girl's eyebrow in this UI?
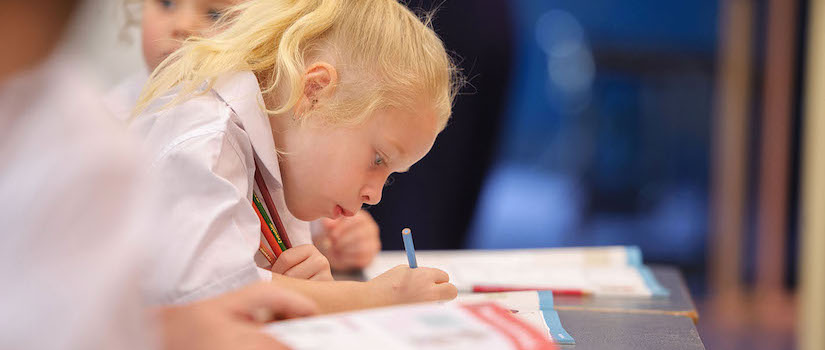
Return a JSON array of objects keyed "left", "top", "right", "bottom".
[
  {"left": 386, "top": 137, "right": 407, "bottom": 159},
  {"left": 384, "top": 137, "right": 410, "bottom": 172}
]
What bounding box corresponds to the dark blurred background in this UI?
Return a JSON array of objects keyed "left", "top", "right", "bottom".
[{"left": 369, "top": 1, "right": 808, "bottom": 349}]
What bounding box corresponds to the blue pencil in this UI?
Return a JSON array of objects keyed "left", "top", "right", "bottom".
[{"left": 402, "top": 227, "right": 417, "bottom": 268}]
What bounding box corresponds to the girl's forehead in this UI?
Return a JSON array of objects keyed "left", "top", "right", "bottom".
[
  {"left": 370, "top": 107, "right": 439, "bottom": 157},
  {"left": 371, "top": 106, "right": 435, "bottom": 132}
]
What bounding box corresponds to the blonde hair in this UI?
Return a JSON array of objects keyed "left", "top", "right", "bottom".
[{"left": 134, "top": 0, "right": 459, "bottom": 131}]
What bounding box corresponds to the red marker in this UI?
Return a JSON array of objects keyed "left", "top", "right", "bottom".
[{"left": 470, "top": 285, "right": 591, "bottom": 297}]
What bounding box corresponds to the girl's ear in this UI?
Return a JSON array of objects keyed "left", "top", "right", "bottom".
[{"left": 300, "top": 62, "right": 338, "bottom": 112}]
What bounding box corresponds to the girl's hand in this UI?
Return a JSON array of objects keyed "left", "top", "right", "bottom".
[
  {"left": 270, "top": 244, "right": 333, "bottom": 281},
  {"left": 367, "top": 265, "right": 457, "bottom": 306},
  {"left": 314, "top": 211, "right": 381, "bottom": 271}
]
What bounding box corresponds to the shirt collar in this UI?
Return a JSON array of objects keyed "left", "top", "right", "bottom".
[{"left": 210, "top": 71, "right": 283, "bottom": 188}]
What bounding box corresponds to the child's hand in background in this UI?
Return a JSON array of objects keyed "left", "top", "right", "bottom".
[
  {"left": 314, "top": 211, "right": 381, "bottom": 271},
  {"left": 271, "top": 244, "right": 333, "bottom": 281},
  {"left": 367, "top": 265, "right": 457, "bottom": 306}
]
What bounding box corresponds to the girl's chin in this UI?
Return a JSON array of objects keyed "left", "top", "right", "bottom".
[
  {"left": 281, "top": 201, "right": 319, "bottom": 222},
  {"left": 292, "top": 210, "right": 322, "bottom": 222}
]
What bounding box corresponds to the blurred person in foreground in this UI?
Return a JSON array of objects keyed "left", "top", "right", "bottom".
[{"left": 0, "top": 1, "right": 317, "bottom": 349}]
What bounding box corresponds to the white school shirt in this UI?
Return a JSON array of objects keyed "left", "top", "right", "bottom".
[
  {"left": 130, "top": 71, "right": 312, "bottom": 304},
  {"left": 0, "top": 56, "right": 158, "bottom": 349}
]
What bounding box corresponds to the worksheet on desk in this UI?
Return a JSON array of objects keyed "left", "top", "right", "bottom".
[
  {"left": 363, "top": 246, "right": 668, "bottom": 297},
  {"left": 264, "top": 302, "right": 557, "bottom": 350},
  {"left": 449, "top": 291, "right": 576, "bottom": 345}
]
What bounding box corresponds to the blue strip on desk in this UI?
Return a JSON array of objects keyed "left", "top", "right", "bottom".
[
  {"left": 638, "top": 265, "right": 670, "bottom": 297},
  {"left": 538, "top": 290, "right": 555, "bottom": 310},
  {"left": 542, "top": 310, "right": 576, "bottom": 345},
  {"left": 626, "top": 246, "right": 644, "bottom": 266}
]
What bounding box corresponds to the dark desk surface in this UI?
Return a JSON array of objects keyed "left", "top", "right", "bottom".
[
  {"left": 556, "top": 310, "right": 705, "bottom": 350},
  {"left": 553, "top": 265, "right": 699, "bottom": 323}
]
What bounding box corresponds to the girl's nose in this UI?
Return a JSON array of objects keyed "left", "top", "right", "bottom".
[{"left": 360, "top": 185, "right": 383, "bottom": 206}]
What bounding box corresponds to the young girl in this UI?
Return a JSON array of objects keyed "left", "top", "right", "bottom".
[
  {"left": 130, "top": 0, "right": 459, "bottom": 311},
  {"left": 108, "top": 0, "right": 382, "bottom": 273}
]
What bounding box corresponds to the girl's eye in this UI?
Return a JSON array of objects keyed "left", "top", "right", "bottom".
[
  {"left": 159, "top": 0, "right": 174, "bottom": 9},
  {"left": 374, "top": 153, "right": 384, "bottom": 166},
  {"left": 207, "top": 9, "right": 222, "bottom": 21}
]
